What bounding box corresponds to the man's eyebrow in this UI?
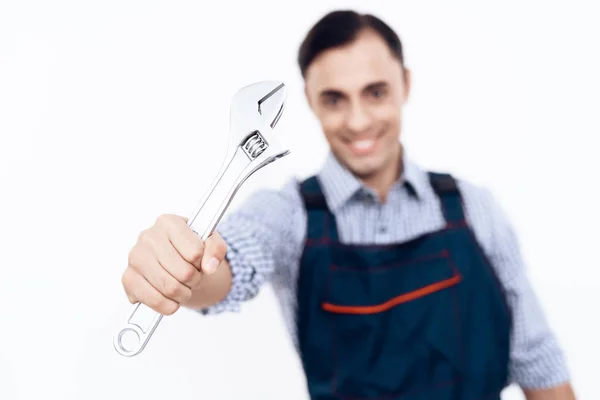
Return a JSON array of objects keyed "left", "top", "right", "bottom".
[
  {"left": 363, "top": 81, "right": 389, "bottom": 91},
  {"left": 319, "top": 89, "right": 344, "bottom": 98},
  {"left": 319, "top": 81, "right": 390, "bottom": 97}
]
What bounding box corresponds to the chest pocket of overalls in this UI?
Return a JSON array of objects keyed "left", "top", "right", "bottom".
[{"left": 321, "top": 247, "right": 464, "bottom": 398}]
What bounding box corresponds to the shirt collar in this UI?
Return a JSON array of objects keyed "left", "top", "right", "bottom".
[{"left": 317, "top": 148, "right": 430, "bottom": 212}]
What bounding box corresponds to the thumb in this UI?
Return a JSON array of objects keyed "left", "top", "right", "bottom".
[{"left": 201, "top": 231, "right": 228, "bottom": 275}]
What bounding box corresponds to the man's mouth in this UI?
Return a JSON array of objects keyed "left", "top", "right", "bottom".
[
  {"left": 344, "top": 134, "right": 381, "bottom": 156},
  {"left": 350, "top": 138, "right": 376, "bottom": 153}
]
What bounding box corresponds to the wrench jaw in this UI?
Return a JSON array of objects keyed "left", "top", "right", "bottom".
[
  {"left": 222, "top": 80, "right": 290, "bottom": 170},
  {"left": 238, "top": 80, "right": 291, "bottom": 177},
  {"left": 208, "top": 81, "right": 288, "bottom": 198},
  {"left": 231, "top": 81, "right": 287, "bottom": 139}
]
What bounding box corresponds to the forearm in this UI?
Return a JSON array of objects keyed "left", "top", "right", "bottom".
[
  {"left": 183, "top": 259, "right": 232, "bottom": 310},
  {"left": 524, "top": 382, "right": 576, "bottom": 400},
  {"left": 183, "top": 180, "right": 305, "bottom": 314}
]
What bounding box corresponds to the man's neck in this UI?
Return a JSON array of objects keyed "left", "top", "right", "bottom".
[{"left": 360, "top": 145, "right": 403, "bottom": 203}]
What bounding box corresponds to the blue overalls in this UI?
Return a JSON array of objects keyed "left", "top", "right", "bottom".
[{"left": 295, "top": 172, "right": 512, "bottom": 400}]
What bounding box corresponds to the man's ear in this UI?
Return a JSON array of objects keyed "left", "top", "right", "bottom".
[
  {"left": 402, "top": 67, "right": 412, "bottom": 101},
  {"left": 304, "top": 83, "right": 313, "bottom": 110}
]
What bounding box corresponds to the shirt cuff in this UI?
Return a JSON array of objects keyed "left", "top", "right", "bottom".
[
  {"left": 197, "top": 216, "right": 273, "bottom": 315},
  {"left": 510, "top": 338, "right": 571, "bottom": 389}
]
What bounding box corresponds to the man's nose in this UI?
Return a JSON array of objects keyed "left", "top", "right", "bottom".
[{"left": 346, "top": 102, "right": 372, "bottom": 133}]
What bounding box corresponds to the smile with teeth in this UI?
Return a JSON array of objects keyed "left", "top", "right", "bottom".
[{"left": 347, "top": 137, "right": 377, "bottom": 155}]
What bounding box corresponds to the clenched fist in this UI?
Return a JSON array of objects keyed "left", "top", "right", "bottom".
[{"left": 122, "top": 214, "right": 228, "bottom": 315}]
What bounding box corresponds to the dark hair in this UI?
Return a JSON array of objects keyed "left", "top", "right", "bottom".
[{"left": 297, "top": 10, "right": 405, "bottom": 77}]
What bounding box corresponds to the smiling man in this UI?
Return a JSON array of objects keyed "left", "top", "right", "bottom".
[{"left": 121, "top": 9, "right": 576, "bottom": 400}]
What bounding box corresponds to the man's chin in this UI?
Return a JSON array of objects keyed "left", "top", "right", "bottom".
[{"left": 344, "top": 158, "right": 383, "bottom": 178}]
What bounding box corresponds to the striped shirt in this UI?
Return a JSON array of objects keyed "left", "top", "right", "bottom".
[{"left": 203, "top": 151, "right": 570, "bottom": 390}]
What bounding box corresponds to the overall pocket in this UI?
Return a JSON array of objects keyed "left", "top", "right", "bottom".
[{"left": 321, "top": 249, "right": 464, "bottom": 399}]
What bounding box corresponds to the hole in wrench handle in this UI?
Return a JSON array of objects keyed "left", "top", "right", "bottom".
[{"left": 113, "top": 303, "right": 163, "bottom": 357}]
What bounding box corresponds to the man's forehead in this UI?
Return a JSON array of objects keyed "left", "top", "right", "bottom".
[{"left": 305, "top": 30, "right": 402, "bottom": 92}]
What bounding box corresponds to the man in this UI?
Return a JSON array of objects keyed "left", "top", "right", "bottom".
[{"left": 121, "top": 10, "right": 576, "bottom": 400}]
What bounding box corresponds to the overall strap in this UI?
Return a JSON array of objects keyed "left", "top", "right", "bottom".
[
  {"left": 299, "top": 176, "right": 340, "bottom": 242},
  {"left": 428, "top": 172, "right": 466, "bottom": 226}
]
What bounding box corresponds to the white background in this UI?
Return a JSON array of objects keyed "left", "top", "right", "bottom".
[{"left": 1, "top": 1, "right": 599, "bottom": 399}]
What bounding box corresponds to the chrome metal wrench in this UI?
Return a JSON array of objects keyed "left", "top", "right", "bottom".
[{"left": 113, "top": 80, "right": 290, "bottom": 357}]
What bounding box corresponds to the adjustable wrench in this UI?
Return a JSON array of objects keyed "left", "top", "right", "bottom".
[{"left": 113, "top": 81, "right": 290, "bottom": 357}]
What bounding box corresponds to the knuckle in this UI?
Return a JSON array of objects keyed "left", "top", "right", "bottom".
[
  {"left": 145, "top": 292, "right": 166, "bottom": 312},
  {"left": 128, "top": 242, "right": 153, "bottom": 271},
  {"left": 138, "top": 228, "right": 155, "bottom": 247},
  {"left": 127, "top": 247, "right": 140, "bottom": 267},
  {"left": 140, "top": 291, "right": 154, "bottom": 307},
  {"left": 187, "top": 240, "right": 205, "bottom": 263},
  {"left": 181, "top": 287, "right": 192, "bottom": 302},
  {"left": 155, "top": 214, "right": 169, "bottom": 225},
  {"left": 121, "top": 268, "right": 137, "bottom": 290},
  {"left": 138, "top": 227, "right": 150, "bottom": 240},
  {"left": 162, "top": 278, "right": 181, "bottom": 299},
  {"left": 156, "top": 214, "right": 176, "bottom": 229},
  {"left": 180, "top": 266, "right": 196, "bottom": 284}
]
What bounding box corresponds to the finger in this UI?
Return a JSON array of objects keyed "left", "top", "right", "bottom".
[
  {"left": 136, "top": 224, "right": 203, "bottom": 287},
  {"left": 157, "top": 214, "right": 205, "bottom": 270},
  {"left": 122, "top": 267, "right": 180, "bottom": 316},
  {"left": 129, "top": 241, "right": 193, "bottom": 304},
  {"left": 152, "top": 233, "right": 203, "bottom": 289},
  {"left": 122, "top": 267, "right": 139, "bottom": 304},
  {"left": 201, "top": 231, "right": 228, "bottom": 275}
]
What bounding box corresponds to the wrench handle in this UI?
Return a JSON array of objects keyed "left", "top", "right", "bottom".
[
  {"left": 113, "top": 149, "right": 251, "bottom": 357},
  {"left": 187, "top": 150, "right": 250, "bottom": 240},
  {"left": 113, "top": 302, "right": 163, "bottom": 357}
]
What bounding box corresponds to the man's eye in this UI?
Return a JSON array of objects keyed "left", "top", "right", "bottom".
[
  {"left": 324, "top": 96, "right": 340, "bottom": 105},
  {"left": 370, "top": 88, "right": 386, "bottom": 98}
]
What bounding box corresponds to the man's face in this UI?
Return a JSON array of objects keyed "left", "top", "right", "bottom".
[{"left": 304, "top": 29, "right": 410, "bottom": 180}]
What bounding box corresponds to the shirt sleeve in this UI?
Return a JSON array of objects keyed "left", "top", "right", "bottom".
[
  {"left": 199, "top": 178, "right": 306, "bottom": 315},
  {"left": 458, "top": 180, "right": 571, "bottom": 389}
]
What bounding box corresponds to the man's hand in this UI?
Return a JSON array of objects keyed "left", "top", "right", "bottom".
[
  {"left": 121, "top": 214, "right": 228, "bottom": 315},
  {"left": 523, "top": 382, "right": 576, "bottom": 400}
]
